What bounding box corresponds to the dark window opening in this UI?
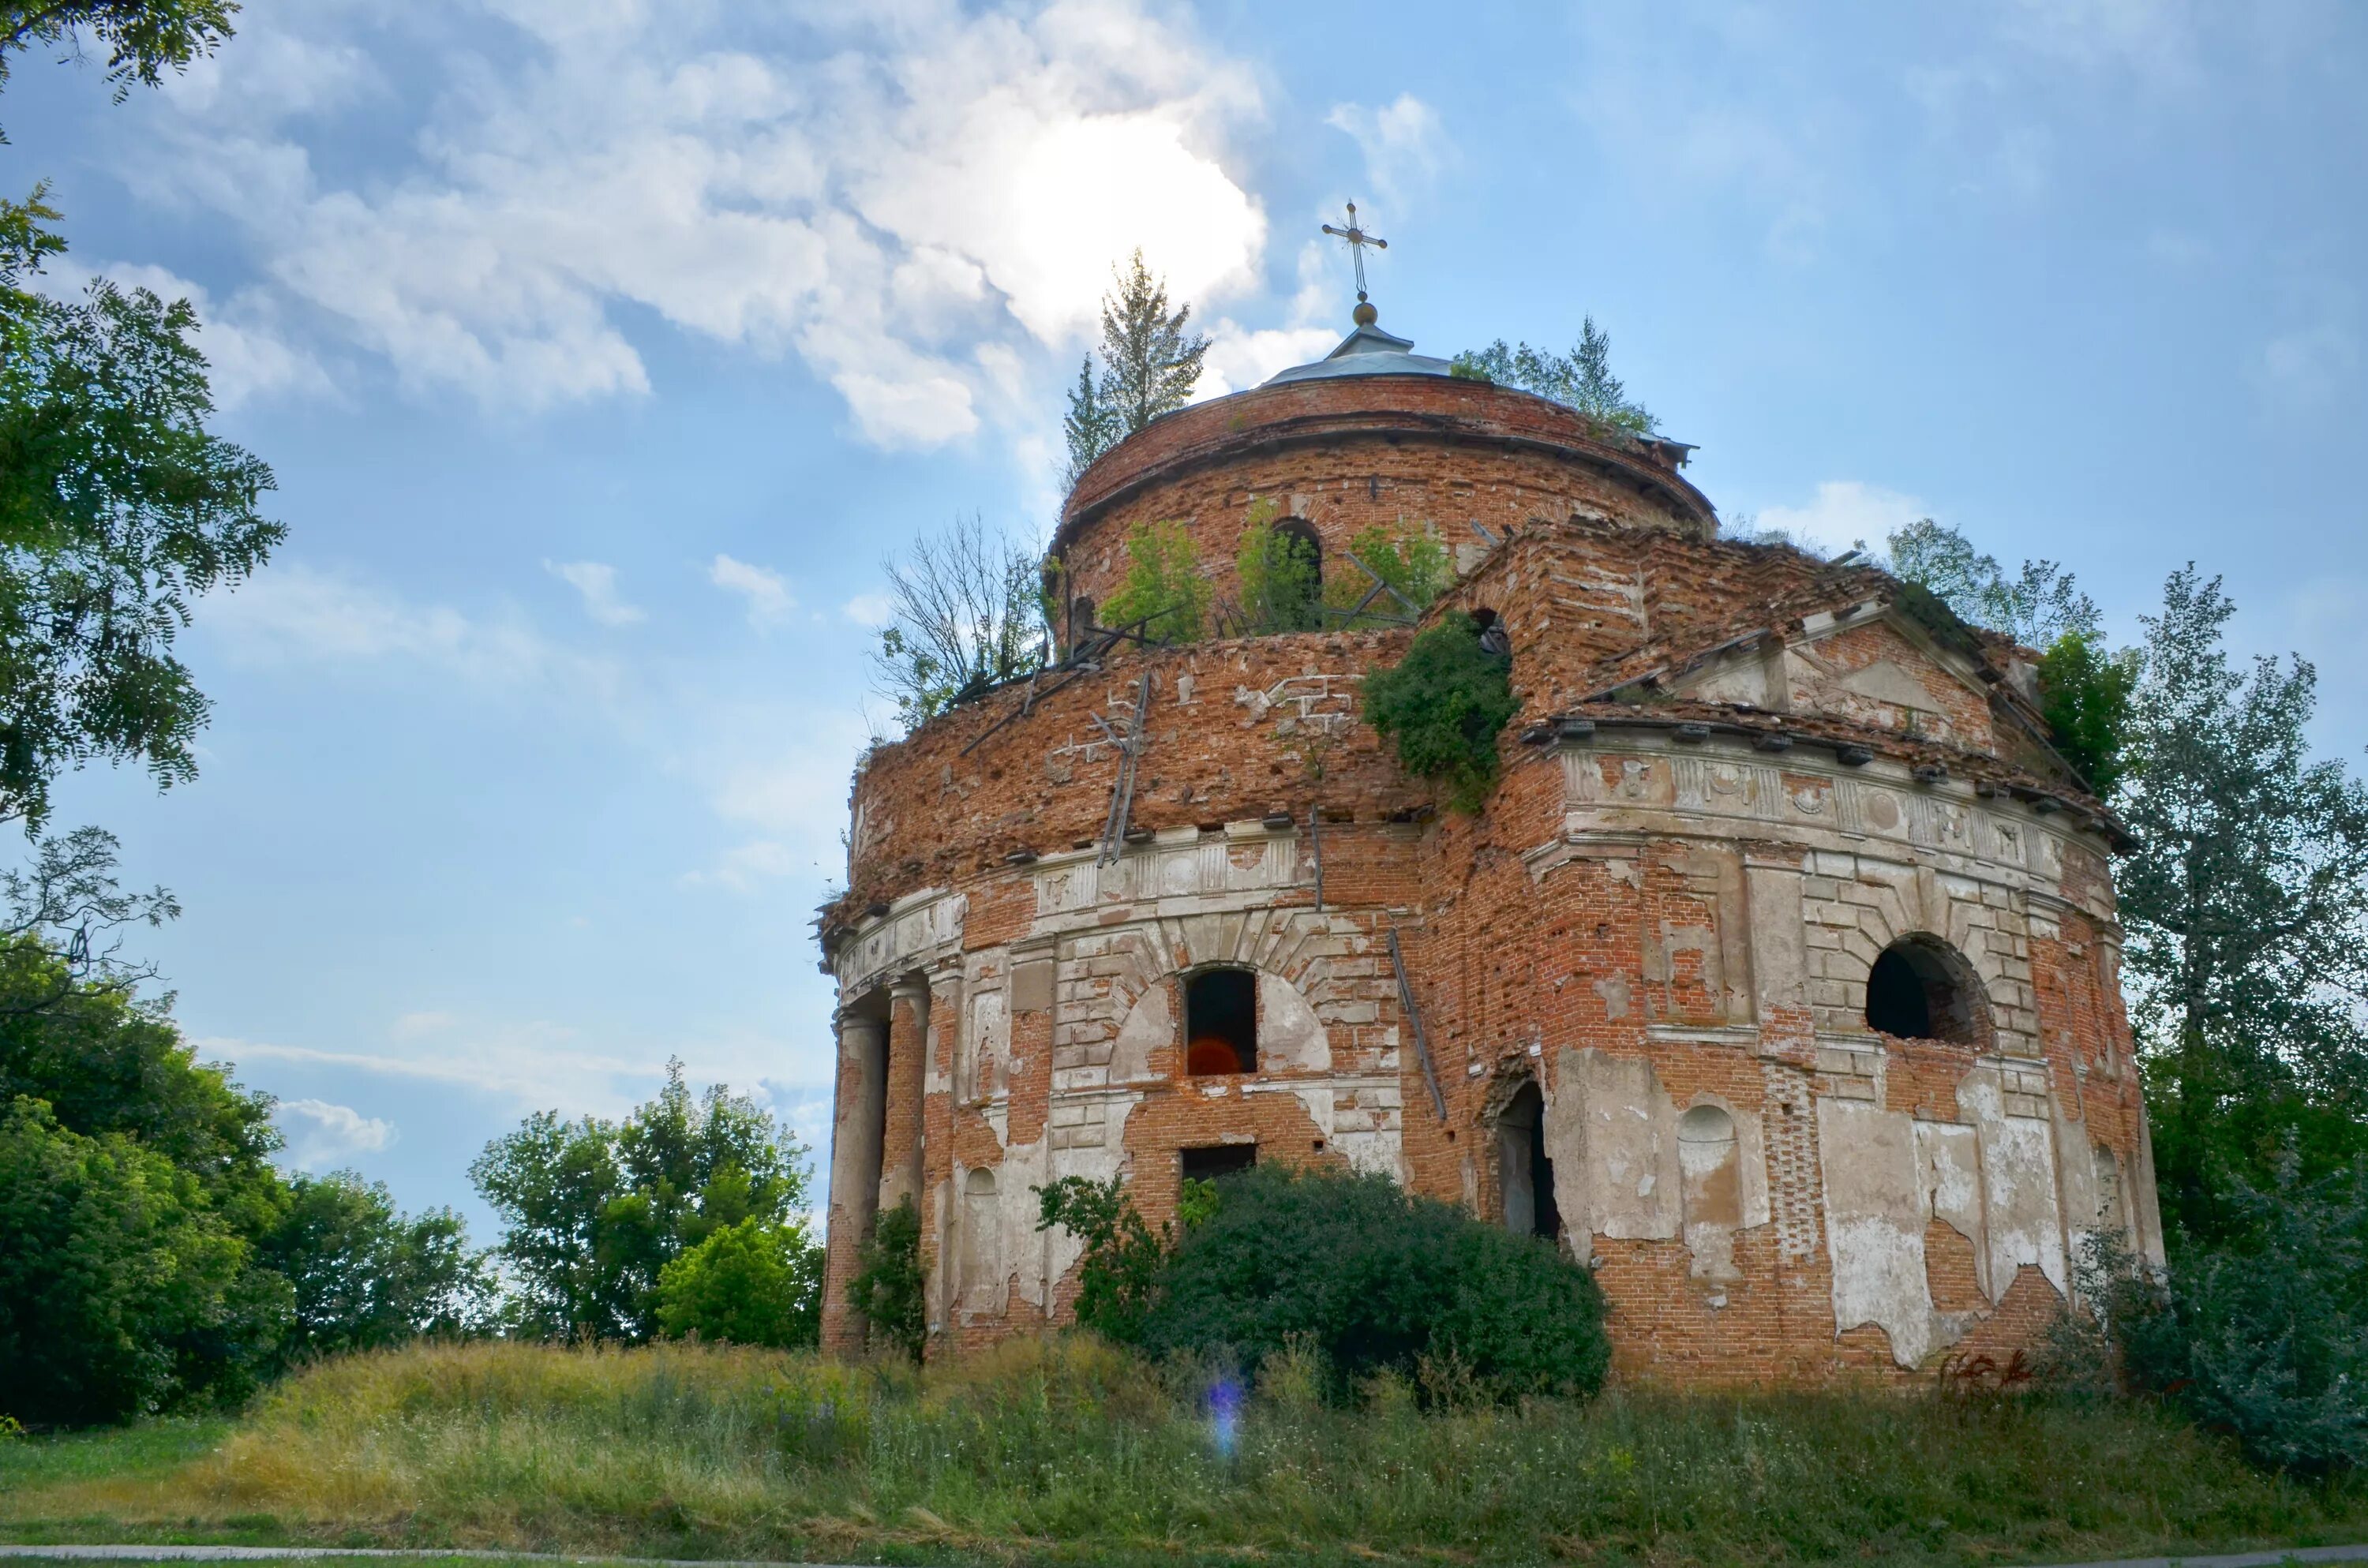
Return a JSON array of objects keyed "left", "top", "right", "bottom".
[
  {"left": 1864, "top": 937, "right": 1984, "bottom": 1044},
  {"left": 1185, "top": 967, "right": 1257, "bottom": 1075},
  {"left": 1069, "top": 593, "right": 1096, "bottom": 643},
  {"left": 1497, "top": 1081, "right": 1561, "bottom": 1241},
  {"left": 1181, "top": 1143, "right": 1256, "bottom": 1182},
  {"left": 1276, "top": 517, "right": 1322, "bottom": 583}
]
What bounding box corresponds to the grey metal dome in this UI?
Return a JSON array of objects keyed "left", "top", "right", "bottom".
[{"left": 1262, "top": 320, "right": 1456, "bottom": 386}]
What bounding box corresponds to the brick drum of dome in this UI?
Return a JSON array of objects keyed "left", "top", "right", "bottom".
[{"left": 815, "top": 314, "right": 2162, "bottom": 1382}]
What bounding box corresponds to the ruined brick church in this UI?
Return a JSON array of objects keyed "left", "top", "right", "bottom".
[{"left": 815, "top": 274, "right": 2164, "bottom": 1380}]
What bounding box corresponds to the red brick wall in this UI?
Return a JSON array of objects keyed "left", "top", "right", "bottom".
[{"left": 822, "top": 511, "right": 2149, "bottom": 1385}]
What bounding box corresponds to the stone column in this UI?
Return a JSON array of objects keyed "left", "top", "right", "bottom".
[
  {"left": 879, "top": 976, "right": 930, "bottom": 1214},
  {"left": 819, "top": 1009, "right": 887, "bottom": 1356},
  {"left": 920, "top": 965, "right": 965, "bottom": 1345}
]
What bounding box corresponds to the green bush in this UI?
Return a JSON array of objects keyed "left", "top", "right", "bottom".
[
  {"left": 1360, "top": 612, "right": 1519, "bottom": 811},
  {"left": 657, "top": 1216, "right": 823, "bottom": 1349},
  {"left": 850, "top": 1196, "right": 924, "bottom": 1362},
  {"left": 1098, "top": 519, "right": 1209, "bottom": 644},
  {"left": 2115, "top": 1155, "right": 2367, "bottom": 1476},
  {"left": 1137, "top": 1164, "right": 1609, "bottom": 1403},
  {"left": 0, "top": 1095, "right": 287, "bottom": 1426}
]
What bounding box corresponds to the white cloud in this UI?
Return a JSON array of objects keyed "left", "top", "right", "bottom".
[
  {"left": 1753, "top": 481, "right": 1928, "bottom": 557},
  {"left": 127, "top": 0, "right": 1273, "bottom": 443},
  {"left": 215, "top": 1024, "right": 649, "bottom": 1114},
  {"left": 709, "top": 554, "right": 795, "bottom": 627},
  {"left": 204, "top": 562, "right": 620, "bottom": 701},
  {"left": 545, "top": 559, "right": 646, "bottom": 627},
  {"left": 276, "top": 1097, "right": 397, "bottom": 1169},
  {"left": 1198, "top": 321, "right": 1340, "bottom": 397},
  {"left": 211, "top": 1017, "right": 833, "bottom": 1127},
  {"left": 2251, "top": 318, "right": 2359, "bottom": 416},
  {"left": 841, "top": 593, "right": 894, "bottom": 627},
  {"left": 1325, "top": 95, "right": 1449, "bottom": 215}
]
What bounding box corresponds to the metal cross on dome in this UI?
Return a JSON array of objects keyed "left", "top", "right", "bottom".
[{"left": 1321, "top": 202, "right": 1388, "bottom": 303}]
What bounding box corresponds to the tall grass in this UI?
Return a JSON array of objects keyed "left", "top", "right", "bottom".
[{"left": 4, "top": 1338, "right": 2362, "bottom": 1566}]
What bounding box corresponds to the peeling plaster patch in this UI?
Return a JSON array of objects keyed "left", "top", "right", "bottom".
[
  {"left": 1914, "top": 1120, "right": 1988, "bottom": 1298},
  {"left": 1594, "top": 973, "right": 1632, "bottom": 1020},
  {"left": 1817, "top": 1097, "right": 1935, "bottom": 1367},
  {"left": 1958, "top": 1065, "right": 2070, "bottom": 1298}
]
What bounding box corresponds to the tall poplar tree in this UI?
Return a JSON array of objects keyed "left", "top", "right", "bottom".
[{"left": 2117, "top": 567, "right": 2368, "bottom": 1231}]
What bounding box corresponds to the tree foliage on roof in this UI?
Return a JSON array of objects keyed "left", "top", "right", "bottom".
[
  {"left": 1888, "top": 517, "right": 2100, "bottom": 649},
  {"left": 1062, "top": 249, "right": 1209, "bottom": 490},
  {"left": 871, "top": 514, "right": 1047, "bottom": 732},
  {"left": 1449, "top": 318, "right": 1657, "bottom": 435},
  {"left": 1886, "top": 518, "right": 2134, "bottom": 795}
]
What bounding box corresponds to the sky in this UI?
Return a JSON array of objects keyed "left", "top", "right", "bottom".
[{"left": 7, "top": 0, "right": 2364, "bottom": 1236}]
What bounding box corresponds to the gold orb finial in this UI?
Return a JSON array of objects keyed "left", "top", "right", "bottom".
[{"left": 1353, "top": 300, "right": 1378, "bottom": 327}]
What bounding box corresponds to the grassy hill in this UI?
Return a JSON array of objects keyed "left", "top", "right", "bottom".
[{"left": 2, "top": 1338, "right": 2362, "bottom": 1567}]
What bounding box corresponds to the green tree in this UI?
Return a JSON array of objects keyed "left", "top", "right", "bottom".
[
  {"left": 1452, "top": 319, "right": 1656, "bottom": 434},
  {"left": 1092, "top": 249, "right": 1208, "bottom": 439},
  {"left": 257, "top": 1171, "right": 494, "bottom": 1364},
  {"left": 1097, "top": 518, "right": 1208, "bottom": 645},
  {"left": 1, "top": 6, "right": 282, "bottom": 833},
  {"left": 0, "top": 1095, "right": 285, "bottom": 1426},
  {"left": 1061, "top": 248, "right": 1208, "bottom": 485},
  {"left": 1060, "top": 356, "right": 1119, "bottom": 492},
  {"left": 1885, "top": 518, "right": 2133, "bottom": 795},
  {"left": 0, "top": 910, "right": 294, "bottom": 1426},
  {"left": 1888, "top": 517, "right": 2100, "bottom": 647},
  {"left": 2038, "top": 629, "right": 2138, "bottom": 796},
  {"left": 1362, "top": 612, "right": 1519, "bottom": 812},
  {"left": 1232, "top": 505, "right": 1321, "bottom": 635},
  {"left": 2118, "top": 568, "right": 2368, "bottom": 1235},
  {"left": 850, "top": 1195, "right": 924, "bottom": 1361},
  {"left": 0, "top": 2, "right": 238, "bottom": 106},
  {"left": 470, "top": 1061, "right": 813, "bottom": 1342},
  {"left": 871, "top": 512, "right": 1047, "bottom": 731},
  {"left": 655, "top": 1214, "right": 822, "bottom": 1349}
]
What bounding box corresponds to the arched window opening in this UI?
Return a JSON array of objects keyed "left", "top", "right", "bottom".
[
  {"left": 1185, "top": 967, "right": 1257, "bottom": 1076},
  {"left": 1864, "top": 936, "right": 1985, "bottom": 1044},
  {"left": 1069, "top": 593, "right": 1096, "bottom": 645},
  {"left": 1497, "top": 1081, "right": 1561, "bottom": 1241}
]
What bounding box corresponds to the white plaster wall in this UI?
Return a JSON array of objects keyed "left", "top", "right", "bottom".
[{"left": 1817, "top": 1098, "right": 1939, "bottom": 1367}]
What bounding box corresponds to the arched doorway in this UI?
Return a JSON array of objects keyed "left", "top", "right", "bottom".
[{"left": 1497, "top": 1080, "right": 1561, "bottom": 1242}]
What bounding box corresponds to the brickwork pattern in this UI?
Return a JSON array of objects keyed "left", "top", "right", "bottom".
[{"left": 818, "top": 404, "right": 2154, "bottom": 1387}]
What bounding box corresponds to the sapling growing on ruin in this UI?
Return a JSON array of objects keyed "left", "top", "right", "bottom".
[{"left": 871, "top": 513, "right": 1047, "bottom": 730}]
